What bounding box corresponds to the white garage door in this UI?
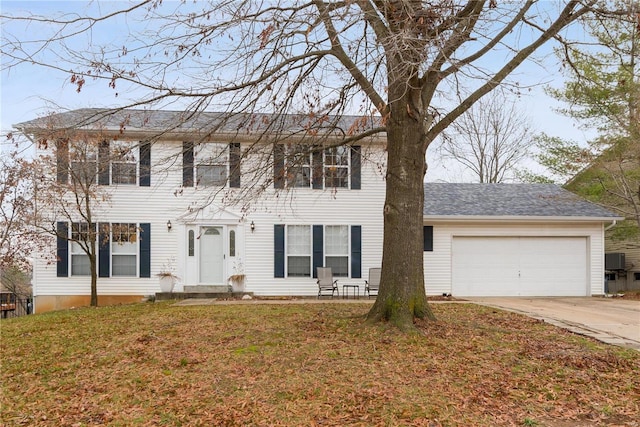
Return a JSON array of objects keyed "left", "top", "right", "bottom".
[{"left": 452, "top": 237, "right": 588, "bottom": 297}]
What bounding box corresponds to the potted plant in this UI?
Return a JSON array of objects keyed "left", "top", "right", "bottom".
[
  {"left": 157, "top": 258, "right": 178, "bottom": 292},
  {"left": 228, "top": 259, "right": 245, "bottom": 292},
  {"left": 157, "top": 271, "right": 178, "bottom": 292}
]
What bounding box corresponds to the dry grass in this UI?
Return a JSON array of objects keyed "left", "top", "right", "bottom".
[{"left": 1, "top": 301, "right": 638, "bottom": 426}]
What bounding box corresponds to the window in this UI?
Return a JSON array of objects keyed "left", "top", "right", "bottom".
[
  {"left": 274, "top": 224, "right": 361, "bottom": 279},
  {"left": 287, "top": 148, "right": 311, "bottom": 187},
  {"left": 605, "top": 272, "right": 616, "bottom": 281},
  {"left": 325, "top": 225, "right": 348, "bottom": 276},
  {"left": 324, "top": 146, "right": 349, "bottom": 188},
  {"left": 71, "top": 222, "right": 95, "bottom": 276},
  {"left": 423, "top": 226, "right": 433, "bottom": 251},
  {"left": 287, "top": 225, "right": 311, "bottom": 277},
  {"left": 188, "top": 230, "right": 195, "bottom": 257},
  {"left": 111, "top": 141, "right": 138, "bottom": 185},
  {"left": 111, "top": 223, "right": 137, "bottom": 276},
  {"left": 635, "top": 272, "right": 640, "bottom": 281},
  {"left": 229, "top": 230, "right": 236, "bottom": 257},
  {"left": 69, "top": 142, "right": 97, "bottom": 185},
  {"left": 276, "top": 145, "right": 359, "bottom": 189},
  {"left": 195, "top": 143, "right": 228, "bottom": 186}
]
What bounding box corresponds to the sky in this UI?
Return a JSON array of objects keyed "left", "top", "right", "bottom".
[{"left": 0, "top": 1, "right": 598, "bottom": 182}]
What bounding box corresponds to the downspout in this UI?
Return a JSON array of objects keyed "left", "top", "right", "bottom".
[{"left": 604, "top": 220, "right": 617, "bottom": 232}]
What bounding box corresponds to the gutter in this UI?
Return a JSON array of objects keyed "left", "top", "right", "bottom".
[
  {"left": 422, "top": 215, "right": 625, "bottom": 223},
  {"left": 604, "top": 220, "right": 618, "bottom": 231}
]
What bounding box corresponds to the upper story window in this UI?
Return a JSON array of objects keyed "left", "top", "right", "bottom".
[
  {"left": 183, "top": 142, "right": 241, "bottom": 188},
  {"left": 324, "top": 146, "right": 349, "bottom": 188},
  {"left": 68, "top": 141, "right": 98, "bottom": 185},
  {"left": 111, "top": 141, "right": 138, "bottom": 185},
  {"left": 274, "top": 144, "right": 360, "bottom": 190},
  {"left": 56, "top": 139, "right": 151, "bottom": 187},
  {"left": 195, "top": 143, "right": 228, "bottom": 186},
  {"left": 287, "top": 146, "right": 311, "bottom": 188}
]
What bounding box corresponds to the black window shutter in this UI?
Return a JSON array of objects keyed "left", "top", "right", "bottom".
[
  {"left": 139, "top": 142, "right": 151, "bottom": 187},
  {"left": 183, "top": 142, "right": 194, "bottom": 187},
  {"left": 98, "top": 140, "right": 110, "bottom": 185},
  {"left": 229, "top": 143, "right": 241, "bottom": 188},
  {"left": 351, "top": 145, "right": 361, "bottom": 190},
  {"left": 312, "top": 147, "right": 323, "bottom": 189},
  {"left": 423, "top": 226, "right": 433, "bottom": 252},
  {"left": 56, "top": 222, "right": 69, "bottom": 277},
  {"left": 139, "top": 223, "right": 151, "bottom": 278},
  {"left": 312, "top": 225, "right": 323, "bottom": 278},
  {"left": 98, "top": 223, "right": 110, "bottom": 278},
  {"left": 274, "top": 224, "right": 285, "bottom": 278},
  {"left": 56, "top": 139, "right": 69, "bottom": 184},
  {"left": 273, "top": 144, "right": 285, "bottom": 189},
  {"left": 351, "top": 225, "right": 362, "bottom": 278}
]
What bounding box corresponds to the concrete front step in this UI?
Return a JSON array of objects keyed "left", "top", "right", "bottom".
[
  {"left": 155, "top": 291, "right": 254, "bottom": 301},
  {"left": 183, "top": 285, "right": 231, "bottom": 293}
]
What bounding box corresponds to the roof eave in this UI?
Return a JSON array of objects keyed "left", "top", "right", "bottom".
[
  {"left": 15, "top": 125, "right": 387, "bottom": 144},
  {"left": 422, "top": 215, "right": 625, "bottom": 223}
]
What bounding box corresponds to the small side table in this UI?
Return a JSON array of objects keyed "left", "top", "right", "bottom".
[{"left": 342, "top": 284, "right": 359, "bottom": 299}]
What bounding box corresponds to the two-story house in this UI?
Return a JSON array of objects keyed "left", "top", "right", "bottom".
[
  {"left": 17, "top": 109, "right": 387, "bottom": 313},
  {"left": 16, "top": 108, "right": 622, "bottom": 313}
]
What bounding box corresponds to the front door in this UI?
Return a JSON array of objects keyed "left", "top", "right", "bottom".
[{"left": 200, "top": 226, "right": 224, "bottom": 284}]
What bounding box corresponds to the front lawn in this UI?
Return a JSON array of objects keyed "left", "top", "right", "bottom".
[{"left": 1, "top": 302, "right": 638, "bottom": 426}]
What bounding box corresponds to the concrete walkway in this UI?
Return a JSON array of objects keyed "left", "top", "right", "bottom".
[{"left": 469, "top": 297, "right": 640, "bottom": 351}]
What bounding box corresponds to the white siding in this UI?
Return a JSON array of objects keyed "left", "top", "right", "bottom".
[
  {"left": 423, "top": 221, "right": 606, "bottom": 296},
  {"left": 33, "top": 140, "right": 386, "bottom": 299}
]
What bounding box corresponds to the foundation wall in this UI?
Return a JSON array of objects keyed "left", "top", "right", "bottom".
[{"left": 34, "top": 295, "right": 147, "bottom": 313}]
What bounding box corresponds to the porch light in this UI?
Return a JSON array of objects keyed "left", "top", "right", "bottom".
[
  {"left": 250, "top": 221, "right": 255, "bottom": 233},
  {"left": 167, "top": 220, "right": 172, "bottom": 232}
]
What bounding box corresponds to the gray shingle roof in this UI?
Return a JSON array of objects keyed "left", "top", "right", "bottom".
[
  {"left": 14, "top": 108, "right": 382, "bottom": 137},
  {"left": 423, "top": 183, "right": 620, "bottom": 219}
]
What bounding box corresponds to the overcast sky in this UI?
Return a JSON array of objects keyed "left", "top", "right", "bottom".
[{"left": 1, "top": 1, "right": 597, "bottom": 182}]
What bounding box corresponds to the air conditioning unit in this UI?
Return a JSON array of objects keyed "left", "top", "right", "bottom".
[{"left": 605, "top": 253, "right": 626, "bottom": 271}]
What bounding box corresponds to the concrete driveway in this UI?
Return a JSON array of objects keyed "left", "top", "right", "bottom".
[{"left": 470, "top": 297, "right": 640, "bottom": 351}]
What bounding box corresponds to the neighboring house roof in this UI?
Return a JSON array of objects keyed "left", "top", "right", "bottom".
[
  {"left": 14, "top": 108, "right": 384, "bottom": 141},
  {"left": 423, "top": 183, "right": 622, "bottom": 221}
]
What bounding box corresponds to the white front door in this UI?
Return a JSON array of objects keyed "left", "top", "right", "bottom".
[{"left": 200, "top": 226, "right": 224, "bottom": 284}]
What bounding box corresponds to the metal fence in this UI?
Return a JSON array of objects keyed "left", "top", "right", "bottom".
[{"left": 0, "top": 297, "right": 32, "bottom": 319}]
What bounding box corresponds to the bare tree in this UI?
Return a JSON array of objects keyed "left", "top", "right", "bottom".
[
  {"left": 29, "top": 126, "right": 130, "bottom": 307},
  {"left": 438, "top": 92, "right": 534, "bottom": 182},
  {"left": 0, "top": 139, "right": 43, "bottom": 271},
  {"left": 2, "top": 1, "right": 619, "bottom": 329}
]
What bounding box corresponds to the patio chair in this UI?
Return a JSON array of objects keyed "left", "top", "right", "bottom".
[
  {"left": 317, "top": 267, "right": 339, "bottom": 298},
  {"left": 365, "top": 267, "right": 381, "bottom": 298}
]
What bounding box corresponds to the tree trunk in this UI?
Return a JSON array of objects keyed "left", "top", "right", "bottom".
[
  {"left": 89, "top": 253, "right": 98, "bottom": 307},
  {"left": 367, "top": 96, "right": 436, "bottom": 330}
]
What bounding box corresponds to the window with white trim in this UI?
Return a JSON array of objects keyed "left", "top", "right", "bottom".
[
  {"left": 111, "top": 141, "right": 138, "bottom": 185},
  {"left": 195, "top": 143, "right": 228, "bottom": 186},
  {"left": 281, "top": 145, "right": 350, "bottom": 189},
  {"left": 111, "top": 223, "right": 138, "bottom": 276},
  {"left": 69, "top": 142, "right": 97, "bottom": 185},
  {"left": 324, "top": 146, "right": 349, "bottom": 188},
  {"left": 325, "top": 225, "right": 349, "bottom": 277},
  {"left": 286, "top": 145, "right": 311, "bottom": 188},
  {"left": 71, "top": 222, "right": 94, "bottom": 276},
  {"left": 287, "top": 225, "right": 311, "bottom": 277}
]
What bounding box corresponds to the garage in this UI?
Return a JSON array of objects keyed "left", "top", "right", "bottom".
[{"left": 451, "top": 236, "right": 589, "bottom": 297}]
